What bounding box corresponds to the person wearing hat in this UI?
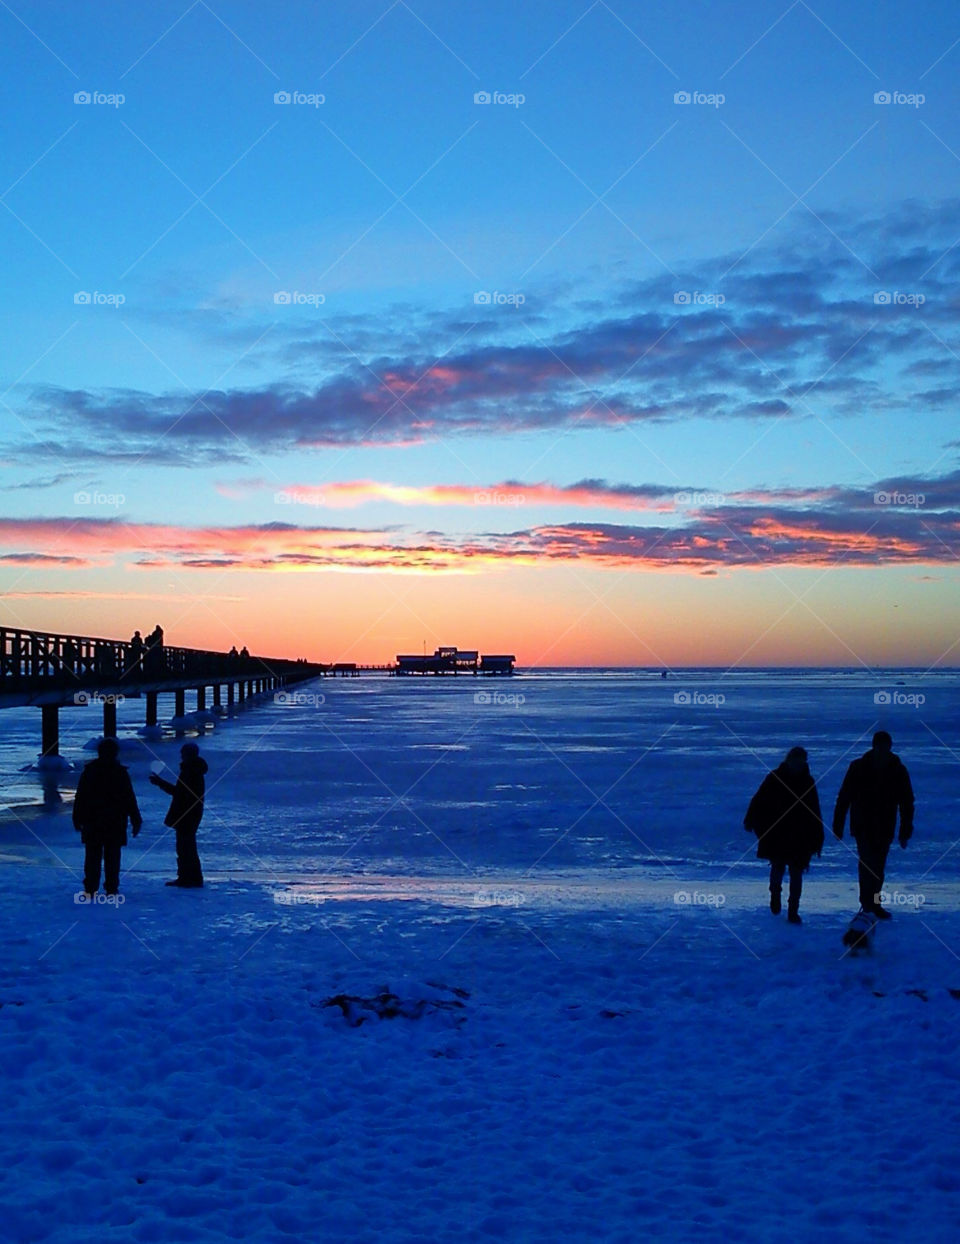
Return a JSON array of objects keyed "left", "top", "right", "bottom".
[
  {"left": 73, "top": 737, "right": 143, "bottom": 897},
  {"left": 150, "top": 743, "right": 208, "bottom": 888},
  {"left": 744, "top": 745, "right": 825, "bottom": 924}
]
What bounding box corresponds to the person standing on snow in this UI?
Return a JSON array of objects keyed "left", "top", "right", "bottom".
[
  {"left": 150, "top": 742, "right": 207, "bottom": 888},
  {"left": 73, "top": 737, "right": 143, "bottom": 898},
  {"left": 833, "top": 730, "right": 914, "bottom": 919},
  {"left": 744, "top": 746, "right": 824, "bottom": 924}
]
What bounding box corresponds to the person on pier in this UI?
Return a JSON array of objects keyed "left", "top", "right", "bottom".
[
  {"left": 73, "top": 737, "right": 142, "bottom": 898},
  {"left": 150, "top": 742, "right": 207, "bottom": 888},
  {"left": 144, "top": 625, "right": 165, "bottom": 677},
  {"left": 128, "top": 630, "right": 144, "bottom": 676}
]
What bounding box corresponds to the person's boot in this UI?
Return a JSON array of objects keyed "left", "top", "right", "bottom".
[
  {"left": 787, "top": 907, "right": 802, "bottom": 925},
  {"left": 872, "top": 904, "right": 892, "bottom": 920},
  {"left": 770, "top": 888, "right": 782, "bottom": 915}
]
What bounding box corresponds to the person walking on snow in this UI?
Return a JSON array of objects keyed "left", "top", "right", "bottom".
[
  {"left": 833, "top": 730, "right": 914, "bottom": 919},
  {"left": 73, "top": 737, "right": 142, "bottom": 897},
  {"left": 150, "top": 742, "right": 207, "bottom": 888},
  {"left": 744, "top": 746, "right": 824, "bottom": 924}
]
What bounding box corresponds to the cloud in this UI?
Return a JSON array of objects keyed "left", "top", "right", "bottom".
[
  {"left": 218, "top": 477, "right": 686, "bottom": 511},
  {"left": 1, "top": 467, "right": 957, "bottom": 575},
  {"left": 11, "top": 199, "right": 960, "bottom": 463}
]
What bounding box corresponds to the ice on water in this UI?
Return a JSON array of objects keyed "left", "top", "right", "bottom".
[{"left": 1, "top": 670, "right": 958, "bottom": 1242}]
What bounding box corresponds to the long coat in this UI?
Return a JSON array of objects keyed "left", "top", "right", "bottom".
[
  {"left": 744, "top": 762, "right": 824, "bottom": 865},
  {"left": 153, "top": 756, "right": 207, "bottom": 832},
  {"left": 833, "top": 751, "right": 914, "bottom": 846},
  {"left": 73, "top": 757, "right": 142, "bottom": 846}
]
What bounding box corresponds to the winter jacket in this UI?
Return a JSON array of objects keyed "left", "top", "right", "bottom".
[
  {"left": 153, "top": 757, "right": 207, "bottom": 832},
  {"left": 833, "top": 751, "right": 914, "bottom": 845},
  {"left": 73, "top": 758, "right": 142, "bottom": 846},
  {"left": 744, "top": 762, "right": 824, "bottom": 865}
]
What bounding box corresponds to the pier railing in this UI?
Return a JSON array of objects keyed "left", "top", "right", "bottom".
[{"left": 0, "top": 625, "right": 319, "bottom": 692}]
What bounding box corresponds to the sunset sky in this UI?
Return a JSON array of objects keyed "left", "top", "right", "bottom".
[{"left": 1, "top": 0, "right": 958, "bottom": 667}]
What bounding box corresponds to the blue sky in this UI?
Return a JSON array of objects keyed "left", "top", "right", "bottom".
[{"left": 1, "top": 0, "right": 959, "bottom": 665}]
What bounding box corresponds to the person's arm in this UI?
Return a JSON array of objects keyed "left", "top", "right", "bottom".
[
  {"left": 125, "top": 771, "right": 143, "bottom": 836},
  {"left": 72, "top": 769, "right": 88, "bottom": 832},
  {"left": 832, "top": 767, "right": 851, "bottom": 838},
  {"left": 744, "top": 774, "right": 770, "bottom": 832},
  {"left": 898, "top": 763, "right": 915, "bottom": 846},
  {"left": 149, "top": 774, "right": 176, "bottom": 796},
  {"left": 809, "top": 781, "right": 825, "bottom": 855}
]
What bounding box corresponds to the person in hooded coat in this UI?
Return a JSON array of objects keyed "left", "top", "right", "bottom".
[
  {"left": 744, "top": 746, "right": 824, "bottom": 924},
  {"left": 73, "top": 737, "right": 143, "bottom": 897},
  {"left": 150, "top": 742, "right": 207, "bottom": 888},
  {"left": 833, "top": 730, "right": 914, "bottom": 918}
]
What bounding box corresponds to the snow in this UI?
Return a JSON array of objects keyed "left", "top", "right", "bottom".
[{"left": 1, "top": 670, "right": 959, "bottom": 1242}]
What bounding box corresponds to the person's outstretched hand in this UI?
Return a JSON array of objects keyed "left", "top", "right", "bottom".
[{"left": 148, "top": 773, "right": 160, "bottom": 786}]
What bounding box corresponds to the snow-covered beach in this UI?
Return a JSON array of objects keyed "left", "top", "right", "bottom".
[{"left": 1, "top": 670, "right": 959, "bottom": 1242}]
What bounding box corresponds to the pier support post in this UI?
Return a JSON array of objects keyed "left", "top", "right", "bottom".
[
  {"left": 41, "top": 705, "right": 60, "bottom": 759},
  {"left": 227, "top": 682, "right": 235, "bottom": 708},
  {"left": 145, "top": 691, "right": 158, "bottom": 728},
  {"left": 238, "top": 681, "right": 245, "bottom": 703},
  {"left": 196, "top": 686, "right": 206, "bottom": 711},
  {"left": 103, "top": 697, "right": 117, "bottom": 739},
  {"left": 212, "top": 683, "right": 221, "bottom": 708}
]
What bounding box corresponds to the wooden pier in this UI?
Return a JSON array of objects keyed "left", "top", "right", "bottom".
[
  {"left": 395, "top": 646, "right": 515, "bottom": 676},
  {"left": 0, "top": 625, "right": 326, "bottom": 762}
]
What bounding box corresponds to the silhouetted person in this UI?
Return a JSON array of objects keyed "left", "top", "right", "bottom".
[
  {"left": 150, "top": 742, "right": 207, "bottom": 888},
  {"left": 73, "top": 737, "right": 142, "bottom": 897},
  {"left": 833, "top": 731, "right": 914, "bottom": 918},
  {"left": 128, "top": 630, "right": 144, "bottom": 676},
  {"left": 144, "top": 625, "right": 164, "bottom": 677},
  {"left": 744, "top": 746, "right": 824, "bottom": 924},
  {"left": 239, "top": 645, "right": 249, "bottom": 661},
  {"left": 228, "top": 645, "right": 239, "bottom": 663}
]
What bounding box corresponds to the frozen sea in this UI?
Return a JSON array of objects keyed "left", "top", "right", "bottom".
[{"left": 1, "top": 669, "right": 959, "bottom": 1242}]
